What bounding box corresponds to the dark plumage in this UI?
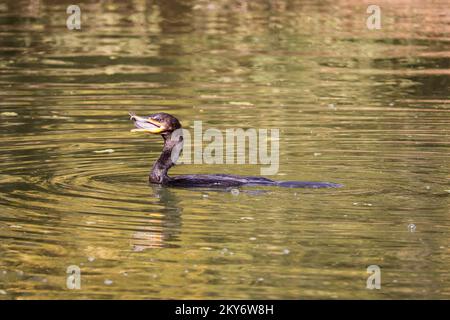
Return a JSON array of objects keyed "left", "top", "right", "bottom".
[{"left": 130, "top": 112, "right": 342, "bottom": 189}]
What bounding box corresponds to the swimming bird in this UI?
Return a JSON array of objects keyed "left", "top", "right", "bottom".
[{"left": 129, "top": 112, "right": 342, "bottom": 189}]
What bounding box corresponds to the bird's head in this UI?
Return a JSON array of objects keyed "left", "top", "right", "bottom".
[{"left": 129, "top": 112, "right": 182, "bottom": 137}]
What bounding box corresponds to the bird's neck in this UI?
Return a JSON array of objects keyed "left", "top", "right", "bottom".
[{"left": 149, "top": 131, "right": 183, "bottom": 184}]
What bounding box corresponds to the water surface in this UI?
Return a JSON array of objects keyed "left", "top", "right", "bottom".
[{"left": 0, "top": 0, "right": 449, "bottom": 299}]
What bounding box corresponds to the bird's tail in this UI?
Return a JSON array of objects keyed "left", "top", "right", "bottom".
[{"left": 276, "top": 181, "right": 343, "bottom": 188}]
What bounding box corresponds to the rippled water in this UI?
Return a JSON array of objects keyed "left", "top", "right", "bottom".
[{"left": 0, "top": 0, "right": 449, "bottom": 299}]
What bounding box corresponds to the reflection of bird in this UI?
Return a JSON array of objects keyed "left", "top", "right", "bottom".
[
  {"left": 129, "top": 112, "right": 342, "bottom": 188},
  {"left": 131, "top": 186, "right": 182, "bottom": 251}
]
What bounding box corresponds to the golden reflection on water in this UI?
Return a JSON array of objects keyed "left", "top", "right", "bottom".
[{"left": 0, "top": 0, "right": 449, "bottom": 299}]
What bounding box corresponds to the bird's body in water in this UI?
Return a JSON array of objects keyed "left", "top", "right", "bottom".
[{"left": 129, "top": 112, "right": 342, "bottom": 189}]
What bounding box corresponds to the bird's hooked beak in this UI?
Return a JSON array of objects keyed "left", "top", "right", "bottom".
[{"left": 129, "top": 112, "right": 165, "bottom": 134}]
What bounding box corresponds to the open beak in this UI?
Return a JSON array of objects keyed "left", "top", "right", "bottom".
[{"left": 129, "top": 112, "right": 165, "bottom": 134}]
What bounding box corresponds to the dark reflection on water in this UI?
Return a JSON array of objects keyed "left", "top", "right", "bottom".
[
  {"left": 0, "top": 0, "right": 449, "bottom": 299},
  {"left": 131, "top": 186, "right": 183, "bottom": 251}
]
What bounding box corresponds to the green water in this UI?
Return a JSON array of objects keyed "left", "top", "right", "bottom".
[{"left": 0, "top": 0, "right": 449, "bottom": 299}]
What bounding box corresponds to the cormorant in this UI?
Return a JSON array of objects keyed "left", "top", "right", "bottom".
[{"left": 129, "top": 112, "right": 342, "bottom": 189}]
